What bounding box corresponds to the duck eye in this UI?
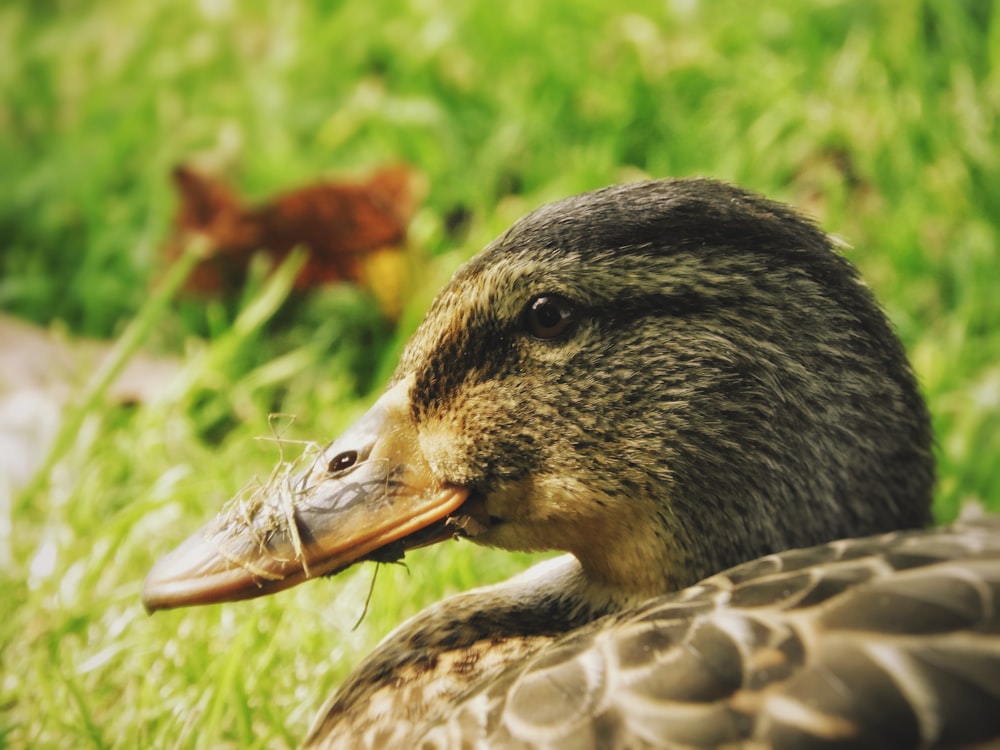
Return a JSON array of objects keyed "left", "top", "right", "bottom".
[
  {"left": 523, "top": 295, "right": 575, "bottom": 340},
  {"left": 327, "top": 450, "right": 358, "bottom": 474}
]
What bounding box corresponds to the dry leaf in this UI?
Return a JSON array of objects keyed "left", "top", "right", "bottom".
[{"left": 166, "top": 164, "right": 423, "bottom": 318}]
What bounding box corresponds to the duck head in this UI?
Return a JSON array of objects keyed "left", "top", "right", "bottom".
[{"left": 143, "top": 178, "right": 934, "bottom": 610}]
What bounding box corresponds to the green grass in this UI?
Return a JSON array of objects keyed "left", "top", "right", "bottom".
[{"left": 2, "top": 0, "right": 999, "bottom": 746}]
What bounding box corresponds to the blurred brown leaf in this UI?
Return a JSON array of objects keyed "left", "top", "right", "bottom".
[{"left": 166, "top": 164, "right": 423, "bottom": 318}]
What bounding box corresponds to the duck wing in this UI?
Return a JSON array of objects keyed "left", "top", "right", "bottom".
[{"left": 420, "top": 516, "right": 1000, "bottom": 749}]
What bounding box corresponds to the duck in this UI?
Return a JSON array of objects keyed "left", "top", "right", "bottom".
[{"left": 142, "top": 178, "right": 1000, "bottom": 749}]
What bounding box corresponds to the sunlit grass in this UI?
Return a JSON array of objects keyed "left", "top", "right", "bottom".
[{"left": 3, "top": 0, "right": 999, "bottom": 746}]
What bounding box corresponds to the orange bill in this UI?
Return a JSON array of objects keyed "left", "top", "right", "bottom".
[{"left": 142, "top": 378, "right": 469, "bottom": 611}]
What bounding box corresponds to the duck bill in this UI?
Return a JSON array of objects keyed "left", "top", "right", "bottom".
[{"left": 142, "top": 378, "right": 468, "bottom": 611}]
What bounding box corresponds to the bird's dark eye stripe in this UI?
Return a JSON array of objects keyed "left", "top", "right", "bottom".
[
  {"left": 328, "top": 450, "right": 358, "bottom": 474},
  {"left": 610, "top": 290, "right": 711, "bottom": 320}
]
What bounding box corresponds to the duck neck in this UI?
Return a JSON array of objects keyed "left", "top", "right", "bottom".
[{"left": 561, "top": 494, "right": 695, "bottom": 599}]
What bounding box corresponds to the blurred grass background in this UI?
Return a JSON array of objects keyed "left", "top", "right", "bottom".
[{"left": 2, "top": 0, "right": 999, "bottom": 746}]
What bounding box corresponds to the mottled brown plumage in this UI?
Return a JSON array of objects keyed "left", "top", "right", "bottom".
[
  {"left": 144, "top": 179, "right": 1000, "bottom": 749},
  {"left": 415, "top": 515, "right": 1000, "bottom": 749}
]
